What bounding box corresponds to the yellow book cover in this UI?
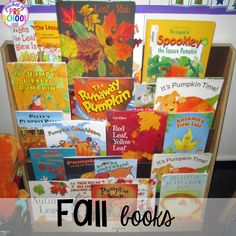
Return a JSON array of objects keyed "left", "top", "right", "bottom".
[
  {"left": 33, "top": 20, "right": 62, "bottom": 62},
  {"left": 142, "top": 20, "right": 215, "bottom": 83},
  {"left": 7, "top": 62, "right": 71, "bottom": 119}
]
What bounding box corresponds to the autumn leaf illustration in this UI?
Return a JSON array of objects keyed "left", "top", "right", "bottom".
[
  {"left": 138, "top": 112, "right": 161, "bottom": 132},
  {"left": 79, "top": 4, "right": 101, "bottom": 31},
  {"left": 96, "top": 10, "right": 133, "bottom": 64},
  {"left": 50, "top": 182, "right": 68, "bottom": 196},
  {"left": 108, "top": 63, "right": 125, "bottom": 76},
  {"left": 61, "top": 5, "right": 76, "bottom": 26}
]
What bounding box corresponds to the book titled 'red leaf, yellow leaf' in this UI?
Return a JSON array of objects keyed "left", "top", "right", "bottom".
[{"left": 143, "top": 20, "right": 215, "bottom": 83}]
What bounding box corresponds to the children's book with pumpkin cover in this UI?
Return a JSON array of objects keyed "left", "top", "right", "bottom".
[
  {"left": 69, "top": 178, "right": 108, "bottom": 198},
  {"left": 55, "top": 1, "right": 135, "bottom": 85},
  {"left": 64, "top": 156, "right": 107, "bottom": 179},
  {"left": 73, "top": 77, "right": 134, "bottom": 120},
  {"left": 154, "top": 77, "right": 224, "bottom": 113},
  {"left": 15, "top": 110, "right": 64, "bottom": 154},
  {"left": 159, "top": 173, "right": 207, "bottom": 220},
  {"left": 163, "top": 112, "right": 214, "bottom": 154},
  {"left": 29, "top": 147, "right": 76, "bottom": 181},
  {"left": 33, "top": 20, "right": 62, "bottom": 62},
  {"left": 94, "top": 159, "right": 137, "bottom": 179},
  {"left": 43, "top": 120, "right": 107, "bottom": 156},
  {"left": 7, "top": 62, "right": 71, "bottom": 119},
  {"left": 91, "top": 183, "right": 138, "bottom": 220},
  {"left": 112, "top": 178, "right": 157, "bottom": 214},
  {"left": 107, "top": 110, "right": 167, "bottom": 160},
  {"left": 151, "top": 153, "right": 212, "bottom": 192},
  {"left": 142, "top": 20, "right": 215, "bottom": 83}
]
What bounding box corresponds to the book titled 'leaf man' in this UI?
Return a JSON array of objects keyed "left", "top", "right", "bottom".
[
  {"left": 55, "top": 1, "right": 135, "bottom": 84},
  {"left": 142, "top": 20, "right": 215, "bottom": 82}
]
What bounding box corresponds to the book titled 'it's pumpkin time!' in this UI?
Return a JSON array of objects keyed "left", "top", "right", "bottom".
[{"left": 56, "top": 1, "right": 135, "bottom": 85}]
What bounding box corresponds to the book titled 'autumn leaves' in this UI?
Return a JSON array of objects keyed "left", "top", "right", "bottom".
[{"left": 56, "top": 1, "right": 135, "bottom": 85}]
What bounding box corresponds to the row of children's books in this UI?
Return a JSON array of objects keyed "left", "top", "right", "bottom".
[
  {"left": 29, "top": 172, "right": 208, "bottom": 221},
  {"left": 8, "top": 1, "right": 219, "bottom": 205},
  {"left": 11, "top": 1, "right": 216, "bottom": 82}
]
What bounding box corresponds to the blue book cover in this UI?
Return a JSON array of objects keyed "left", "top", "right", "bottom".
[
  {"left": 29, "top": 147, "right": 76, "bottom": 180},
  {"left": 163, "top": 112, "right": 214, "bottom": 154},
  {"left": 15, "top": 110, "right": 64, "bottom": 129},
  {"left": 43, "top": 120, "right": 107, "bottom": 156},
  {"left": 94, "top": 159, "right": 138, "bottom": 179}
]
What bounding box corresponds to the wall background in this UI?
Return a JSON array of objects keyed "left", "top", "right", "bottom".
[{"left": 0, "top": 12, "right": 235, "bottom": 160}]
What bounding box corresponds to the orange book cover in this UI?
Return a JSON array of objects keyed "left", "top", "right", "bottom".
[{"left": 7, "top": 62, "right": 71, "bottom": 119}]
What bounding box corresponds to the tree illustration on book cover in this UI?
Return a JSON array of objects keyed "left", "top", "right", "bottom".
[
  {"left": 56, "top": 1, "right": 135, "bottom": 83},
  {"left": 107, "top": 110, "right": 167, "bottom": 160}
]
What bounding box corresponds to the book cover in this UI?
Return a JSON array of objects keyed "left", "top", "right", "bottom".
[
  {"left": 7, "top": 62, "right": 71, "bottom": 119},
  {"left": 94, "top": 159, "right": 137, "bottom": 179},
  {"left": 163, "top": 112, "right": 214, "bottom": 154},
  {"left": 29, "top": 147, "right": 76, "bottom": 180},
  {"left": 91, "top": 183, "right": 138, "bottom": 220},
  {"left": 113, "top": 178, "right": 157, "bottom": 213},
  {"left": 107, "top": 110, "right": 167, "bottom": 160},
  {"left": 11, "top": 21, "right": 39, "bottom": 62},
  {"left": 33, "top": 20, "right": 62, "bottom": 62},
  {"left": 43, "top": 120, "right": 106, "bottom": 156},
  {"left": 55, "top": 1, "right": 135, "bottom": 85},
  {"left": 73, "top": 77, "right": 134, "bottom": 120},
  {"left": 154, "top": 77, "right": 224, "bottom": 112},
  {"left": 69, "top": 178, "right": 108, "bottom": 198},
  {"left": 151, "top": 153, "right": 212, "bottom": 192},
  {"left": 159, "top": 173, "right": 207, "bottom": 220},
  {"left": 91, "top": 183, "right": 138, "bottom": 198},
  {"left": 142, "top": 20, "right": 215, "bottom": 82},
  {"left": 15, "top": 110, "right": 64, "bottom": 152},
  {"left": 64, "top": 156, "right": 120, "bottom": 179},
  {"left": 134, "top": 83, "right": 156, "bottom": 108}
]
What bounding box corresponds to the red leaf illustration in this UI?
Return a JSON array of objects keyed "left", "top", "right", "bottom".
[
  {"left": 61, "top": 5, "right": 76, "bottom": 26},
  {"left": 50, "top": 182, "right": 68, "bottom": 196}
]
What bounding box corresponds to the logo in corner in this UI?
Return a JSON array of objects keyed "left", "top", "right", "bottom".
[{"left": 1, "top": 1, "right": 29, "bottom": 29}]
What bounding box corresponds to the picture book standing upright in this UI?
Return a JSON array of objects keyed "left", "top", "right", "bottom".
[
  {"left": 154, "top": 77, "right": 224, "bottom": 112},
  {"left": 142, "top": 20, "right": 215, "bottom": 82},
  {"left": 56, "top": 1, "right": 135, "bottom": 85},
  {"left": 43, "top": 120, "right": 107, "bottom": 156},
  {"left": 15, "top": 110, "right": 64, "bottom": 153},
  {"left": 73, "top": 77, "right": 134, "bottom": 120},
  {"left": 163, "top": 112, "right": 214, "bottom": 154},
  {"left": 7, "top": 62, "right": 71, "bottom": 119},
  {"left": 107, "top": 110, "right": 167, "bottom": 160}
]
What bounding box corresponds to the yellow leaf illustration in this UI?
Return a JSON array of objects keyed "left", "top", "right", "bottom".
[
  {"left": 84, "top": 14, "right": 101, "bottom": 31},
  {"left": 138, "top": 111, "right": 161, "bottom": 132},
  {"left": 79, "top": 4, "right": 94, "bottom": 16}
]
